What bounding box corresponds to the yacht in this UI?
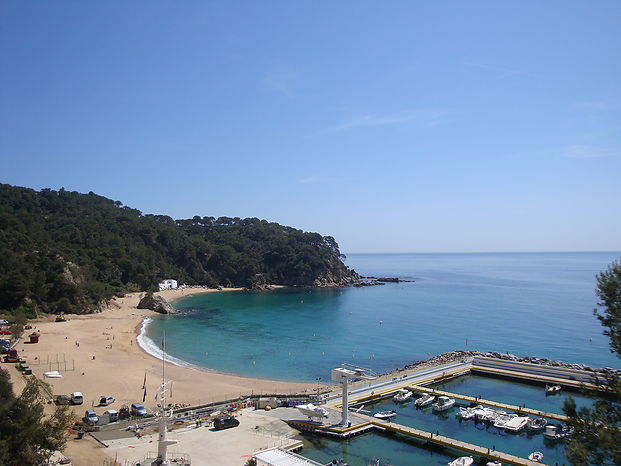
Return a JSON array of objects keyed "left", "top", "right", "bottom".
[
  {"left": 393, "top": 388, "right": 413, "bottom": 403},
  {"left": 432, "top": 396, "right": 455, "bottom": 412},
  {"left": 414, "top": 392, "right": 435, "bottom": 407},
  {"left": 543, "top": 423, "right": 573, "bottom": 440}
]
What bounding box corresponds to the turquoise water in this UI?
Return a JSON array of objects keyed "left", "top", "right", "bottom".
[{"left": 144, "top": 252, "right": 620, "bottom": 381}]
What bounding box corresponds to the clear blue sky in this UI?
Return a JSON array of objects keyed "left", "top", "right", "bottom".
[{"left": 1, "top": 1, "right": 620, "bottom": 253}]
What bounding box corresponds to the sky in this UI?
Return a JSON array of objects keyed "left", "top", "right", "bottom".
[{"left": 1, "top": 1, "right": 620, "bottom": 253}]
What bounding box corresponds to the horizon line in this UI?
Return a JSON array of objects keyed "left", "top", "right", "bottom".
[{"left": 344, "top": 250, "right": 621, "bottom": 255}]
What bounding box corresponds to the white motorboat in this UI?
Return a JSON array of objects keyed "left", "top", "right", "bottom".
[
  {"left": 473, "top": 405, "right": 494, "bottom": 421},
  {"left": 528, "top": 451, "right": 544, "bottom": 463},
  {"left": 448, "top": 456, "right": 474, "bottom": 466},
  {"left": 393, "top": 388, "right": 413, "bottom": 403},
  {"left": 296, "top": 403, "right": 328, "bottom": 419},
  {"left": 432, "top": 396, "right": 455, "bottom": 412},
  {"left": 543, "top": 423, "right": 573, "bottom": 440},
  {"left": 373, "top": 410, "right": 397, "bottom": 420},
  {"left": 503, "top": 416, "right": 529, "bottom": 433},
  {"left": 527, "top": 417, "right": 547, "bottom": 432},
  {"left": 414, "top": 393, "right": 435, "bottom": 407},
  {"left": 486, "top": 462, "right": 502, "bottom": 466},
  {"left": 545, "top": 384, "right": 561, "bottom": 394},
  {"left": 456, "top": 407, "right": 475, "bottom": 420},
  {"left": 493, "top": 413, "right": 517, "bottom": 429}
]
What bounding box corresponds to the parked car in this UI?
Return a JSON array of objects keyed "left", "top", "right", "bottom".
[
  {"left": 213, "top": 415, "right": 240, "bottom": 430},
  {"left": 119, "top": 405, "right": 130, "bottom": 418},
  {"left": 70, "top": 392, "right": 84, "bottom": 405},
  {"left": 130, "top": 402, "right": 147, "bottom": 416},
  {"left": 55, "top": 394, "right": 71, "bottom": 405},
  {"left": 84, "top": 409, "right": 99, "bottom": 425},
  {"left": 0, "top": 330, "right": 12, "bottom": 335},
  {"left": 0, "top": 319, "right": 9, "bottom": 325},
  {"left": 99, "top": 396, "right": 115, "bottom": 406},
  {"left": 103, "top": 409, "right": 119, "bottom": 422}
]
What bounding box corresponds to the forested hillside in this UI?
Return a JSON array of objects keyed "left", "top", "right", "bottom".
[{"left": 0, "top": 184, "right": 358, "bottom": 315}]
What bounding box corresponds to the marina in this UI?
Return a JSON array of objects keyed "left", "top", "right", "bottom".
[{"left": 287, "top": 356, "right": 609, "bottom": 465}]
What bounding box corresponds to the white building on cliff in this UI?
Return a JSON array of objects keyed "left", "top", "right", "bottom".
[{"left": 158, "top": 279, "right": 178, "bottom": 291}]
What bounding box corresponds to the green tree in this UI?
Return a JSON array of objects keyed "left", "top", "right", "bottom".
[
  {"left": 563, "top": 259, "right": 621, "bottom": 465},
  {"left": 0, "top": 368, "right": 72, "bottom": 465}
]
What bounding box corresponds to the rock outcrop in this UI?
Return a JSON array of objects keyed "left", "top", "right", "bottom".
[
  {"left": 248, "top": 274, "right": 274, "bottom": 291},
  {"left": 137, "top": 294, "right": 176, "bottom": 314}
]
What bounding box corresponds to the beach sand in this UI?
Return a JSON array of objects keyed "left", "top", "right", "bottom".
[
  {"left": 16, "top": 289, "right": 312, "bottom": 407},
  {"left": 10, "top": 288, "right": 313, "bottom": 465}
]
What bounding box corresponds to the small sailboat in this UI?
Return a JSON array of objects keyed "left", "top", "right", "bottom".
[
  {"left": 545, "top": 384, "right": 561, "bottom": 394},
  {"left": 373, "top": 410, "right": 397, "bottom": 420},
  {"left": 393, "top": 388, "right": 413, "bottom": 403},
  {"left": 448, "top": 456, "right": 474, "bottom": 466},
  {"left": 528, "top": 451, "right": 544, "bottom": 463},
  {"left": 414, "top": 392, "right": 435, "bottom": 407},
  {"left": 432, "top": 396, "right": 455, "bottom": 412}
]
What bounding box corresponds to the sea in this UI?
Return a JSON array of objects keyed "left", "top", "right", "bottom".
[
  {"left": 141, "top": 251, "right": 621, "bottom": 465},
  {"left": 142, "top": 252, "right": 620, "bottom": 381}
]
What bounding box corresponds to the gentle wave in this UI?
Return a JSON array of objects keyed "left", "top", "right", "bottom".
[{"left": 137, "top": 317, "right": 206, "bottom": 372}]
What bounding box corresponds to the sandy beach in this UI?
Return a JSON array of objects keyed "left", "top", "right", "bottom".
[{"left": 13, "top": 288, "right": 312, "bottom": 412}]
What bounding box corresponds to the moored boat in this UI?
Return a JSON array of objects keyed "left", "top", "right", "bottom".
[
  {"left": 527, "top": 417, "right": 547, "bottom": 432},
  {"left": 528, "top": 451, "right": 544, "bottom": 463},
  {"left": 414, "top": 392, "right": 435, "bottom": 407},
  {"left": 493, "top": 413, "right": 517, "bottom": 429},
  {"left": 543, "top": 423, "right": 573, "bottom": 440},
  {"left": 545, "top": 384, "right": 561, "bottom": 394},
  {"left": 373, "top": 410, "right": 397, "bottom": 420},
  {"left": 432, "top": 396, "right": 455, "bottom": 412},
  {"left": 503, "top": 416, "right": 529, "bottom": 433},
  {"left": 393, "top": 388, "right": 413, "bottom": 403},
  {"left": 448, "top": 456, "right": 474, "bottom": 466},
  {"left": 456, "top": 407, "right": 475, "bottom": 420}
]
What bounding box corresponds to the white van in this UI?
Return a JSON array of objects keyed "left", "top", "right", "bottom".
[{"left": 70, "top": 392, "right": 84, "bottom": 405}]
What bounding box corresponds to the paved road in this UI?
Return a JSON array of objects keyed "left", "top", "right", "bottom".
[{"left": 472, "top": 357, "right": 602, "bottom": 384}]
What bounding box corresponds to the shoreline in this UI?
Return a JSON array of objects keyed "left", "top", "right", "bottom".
[{"left": 12, "top": 289, "right": 314, "bottom": 410}]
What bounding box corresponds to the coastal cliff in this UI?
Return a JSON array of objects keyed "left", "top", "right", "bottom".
[{"left": 0, "top": 183, "right": 358, "bottom": 315}]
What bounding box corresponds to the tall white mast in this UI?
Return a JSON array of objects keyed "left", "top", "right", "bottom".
[{"left": 156, "top": 333, "right": 177, "bottom": 465}]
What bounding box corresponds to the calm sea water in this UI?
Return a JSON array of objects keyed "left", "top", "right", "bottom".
[
  {"left": 143, "top": 252, "right": 620, "bottom": 382},
  {"left": 302, "top": 374, "right": 595, "bottom": 466}
]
